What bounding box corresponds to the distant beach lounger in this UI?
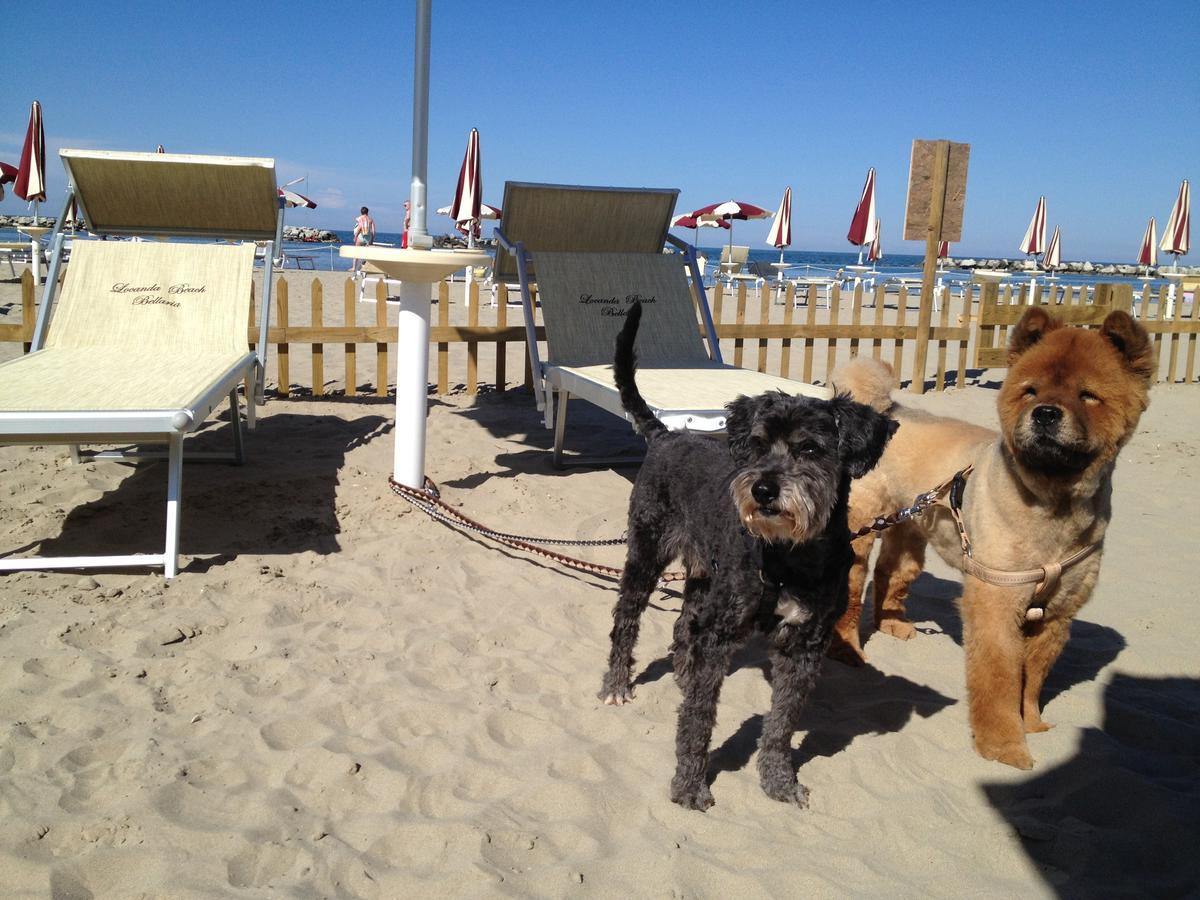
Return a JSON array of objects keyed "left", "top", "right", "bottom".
[
  {"left": 0, "top": 149, "right": 281, "bottom": 577},
  {"left": 494, "top": 181, "right": 831, "bottom": 467}
]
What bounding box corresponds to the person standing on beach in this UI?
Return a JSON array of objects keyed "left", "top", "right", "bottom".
[
  {"left": 352, "top": 206, "right": 376, "bottom": 276},
  {"left": 401, "top": 200, "right": 411, "bottom": 250}
]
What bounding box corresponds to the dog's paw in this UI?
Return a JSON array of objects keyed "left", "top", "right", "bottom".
[
  {"left": 976, "top": 737, "right": 1034, "bottom": 770},
  {"left": 598, "top": 673, "right": 634, "bottom": 706},
  {"left": 762, "top": 778, "right": 811, "bottom": 809},
  {"left": 876, "top": 617, "right": 916, "bottom": 641},
  {"left": 669, "top": 779, "right": 715, "bottom": 812},
  {"left": 1023, "top": 716, "right": 1054, "bottom": 734}
]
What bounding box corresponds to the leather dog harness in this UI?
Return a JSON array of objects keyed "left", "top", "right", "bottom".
[
  {"left": 947, "top": 467, "right": 1102, "bottom": 621},
  {"left": 853, "top": 466, "right": 1102, "bottom": 622}
]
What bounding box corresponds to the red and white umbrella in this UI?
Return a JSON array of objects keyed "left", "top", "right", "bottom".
[
  {"left": 15, "top": 100, "right": 47, "bottom": 221},
  {"left": 278, "top": 187, "right": 318, "bottom": 209},
  {"left": 846, "top": 168, "right": 878, "bottom": 261},
  {"left": 766, "top": 187, "right": 792, "bottom": 264},
  {"left": 670, "top": 213, "right": 729, "bottom": 251},
  {"left": 938, "top": 240, "right": 950, "bottom": 259},
  {"left": 449, "top": 127, "right": 483, "bottom": 246},
  {"left": 1019, "top": 196, "right": 1047, "bottom": 258},
  {"left": 156, "top": 144, "right": 166, "bottom": 154},
  {"left": 692, "top": 199, "right": 771, "bottom": 250},
  {"left": 1159, "top": 179, "right": 1190, "bottom": 259},
  {"left": 867, "top": 218, "right": 883, "bottom": 264},
  {"left": 0, "top": 161, "right": 17, "bottom": 201},
  {"left": 1138, "top": 218, "right": 1158, "bottom": 270},
  {"left": 1042, "top": 225, "right": 1061, "bottom": 270},
  {"left": 437, "top": 202, "right": 500, "bottom": 238}
]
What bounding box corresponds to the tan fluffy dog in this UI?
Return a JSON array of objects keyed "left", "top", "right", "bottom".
[{"left": 830, "top": 307, "right": 1152, "bottom": 768}]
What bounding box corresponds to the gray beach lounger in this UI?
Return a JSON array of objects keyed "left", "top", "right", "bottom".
[
  {"left": 0, "top": 149, "right": 281, "bottom": 577},
  {"left": 494, "top": 181, "right": 831, "bottom": 466}
]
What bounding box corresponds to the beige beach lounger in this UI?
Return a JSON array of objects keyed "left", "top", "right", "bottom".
[
  {"left": 0, "top": 149, "right": 281, "bottom": 577},
  {"left": 494, "top": 182, "right": 831, "bottom": 467}
]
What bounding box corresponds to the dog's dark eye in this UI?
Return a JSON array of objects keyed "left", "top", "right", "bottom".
[
  {"left": 1023, "top": 385, "right": 1038, "bottom": 398},
  {"left": 1080, "top": 390, "right": 1100, "bottom": 405},
  {"left": 791, "top": 443, "right": 819, "bottom": 457}
]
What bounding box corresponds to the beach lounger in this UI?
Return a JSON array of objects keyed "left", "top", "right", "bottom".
[
  {"left": 494, "top": 181, "right": 832, "bottom": 467},
  {"left": 0, "top": 149, "right": 281, "bottom": 577}
]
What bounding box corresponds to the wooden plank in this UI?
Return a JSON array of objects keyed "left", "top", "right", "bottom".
[
  {"left": 276, "top": 278, "right": 289, "bottom": 398},
  {"left": 436, "top": 281, "right": 449, "bottom": 394},
  {"left": 978, "top": 302, "right": 1114, "bottom": 326},
  {"left": 904, "top": 139, "right": 969, "bottom": 242},
  {"left": 802, "top": 285, "right": 817, "bottom": 383},
  {"left": 467, "top": 281, "right": 480, "bottom": 394},
  {"left": 825, "top": 284, "right": 843, "bottom": 381},
  {"left": 733, "top": 284, "right": 747, "bottom": 369},
  {"left": 871, "top": 282, "right": 885, "bottom": 359},
  {"left": 496, "top": 281, "right": 508, "bottom": 391},
  {"left": 311, "top": 279, "right": 324, "bottom": 396},
  {"left": 716, "top": 323, "right": 969, "bottom": 340},
  {"left": 375, "top": 278, "right": 388, "bottom": 397},
  {"left": 893, "top": 287, "right": 908, "bottom": 376},
  {"left": 848, "top": 280, "right": 863, "bottom": 359},
  {"left": 757, "top": 286, "right": 770, "bottom": 373},
  {"left": 344, "top": 277, "right": 357, "bottom": 394},
  {"left": 779, "top": 282, "right": 794, "bottom": 377},
  {"left": 935, "top": 273, "right": 952, "bottom": 390}
]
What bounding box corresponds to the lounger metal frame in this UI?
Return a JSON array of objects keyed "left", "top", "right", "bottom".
[{"left": 0, "top": 151, "right": 282, "bottom": 577}]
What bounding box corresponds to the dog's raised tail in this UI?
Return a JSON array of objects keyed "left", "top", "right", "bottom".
[
  {"left": 830, "top": 356, "right": 897, "bottom": 414},
  {"left": 613, "top": 301, "right": 668, "bottom": 441}
]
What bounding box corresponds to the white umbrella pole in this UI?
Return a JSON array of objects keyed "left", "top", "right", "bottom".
[{"left": 406, "top": 0, "right": 433, "bottom": 250}]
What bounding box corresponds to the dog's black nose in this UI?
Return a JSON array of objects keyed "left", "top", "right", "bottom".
[
  {"left": 752, "top": 480, "right": 779, "bottom": 505},
  {"left": 1031, "top": 405, "right": 1063, "bottom": 430}
]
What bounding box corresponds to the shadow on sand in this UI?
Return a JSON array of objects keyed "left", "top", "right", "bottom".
[
  {"left": 29, "top": 411, "right": 390, "bottom": 572},
  {"left": 983, "top": 673, "right": 1200, "bottom": 897}
]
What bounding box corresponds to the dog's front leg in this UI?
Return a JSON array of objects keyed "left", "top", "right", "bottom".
[
  {"left": 669, "top": 629, "right": 733, "bottom": 811},
  {"left": 962, "top": 580, "right": 1033, "bottom": 769},
  {"left": 757, "top": 643, "right": 822, "bottom": 807}
]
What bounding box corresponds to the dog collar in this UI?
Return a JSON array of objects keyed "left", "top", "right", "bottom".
[{"left": 947, "top": 467, "right": 1102, "bottom": 620}]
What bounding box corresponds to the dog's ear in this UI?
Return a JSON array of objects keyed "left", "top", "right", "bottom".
[
  {"left": 1099, "top": 310, "right": 1154, "bottom": 382},
  {"left": 831, "top": 394, "right": 899, "bottom": 479},
  {"left": 1007, "top": 307, "right": 1064, "bottom": 363},
  {"left": 725, "top": 395, "right": 757, "bottom": 463}
]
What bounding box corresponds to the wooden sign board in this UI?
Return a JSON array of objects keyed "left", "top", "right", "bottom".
[{"left": 904, "top": 140, "right": 970, "bottom": 242}]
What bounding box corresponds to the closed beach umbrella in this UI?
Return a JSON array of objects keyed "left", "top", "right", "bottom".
[
  {"left": 766, "top": 186, "right": 792, "bottom": 264},
  {"left": 1138, "top": 217, "right": 1158, "bottom": 271},
  {"left": 1019, "top": 196, "right": 1047, "bottom": 259},
  {"left": 1043, "top": 225, "right": 1061, "bottom": 270},
  {"left": 692, "top": 199, "right": 771, "bottom": 251},
  {"left": 846, "top": 168, "right": 878, "bottom": 264},
  {"left": 938, "top": 240, "right": 950, "bottom": 260},
  {"left": 156, "top": 144, "right": 165, "bottom": 153},
  {"left": 15, "top": 100, "right": 47, "bottom": 222},
  {"left": 867, "top": 218, "right": 883, "bottom": 264},
  {"left": 1159, "top": 179, "right": 1190, "bottom": 260},
  {"left": 449, "top": 127, "right": 483, "bottom": 247},
  {"left": 0, "top": 161, "right": 16, "bottom": 201}
]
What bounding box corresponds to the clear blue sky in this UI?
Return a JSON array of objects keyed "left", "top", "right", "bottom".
[{"left": 1, "top": 0, "right": 1195, "bottom": 262}]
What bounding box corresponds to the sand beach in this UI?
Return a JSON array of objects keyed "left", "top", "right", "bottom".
[{"left": 0, "top": 268, "right": 1196, "bottom": 898}]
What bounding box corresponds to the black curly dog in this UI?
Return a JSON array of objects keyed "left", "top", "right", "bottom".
[{"left": 598, "top": 301, "right": 897, "bottom": 811}]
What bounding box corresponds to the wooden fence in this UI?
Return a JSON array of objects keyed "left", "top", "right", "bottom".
[{"left": 3, "top": 269, "right": 1197, "bottom": 396}]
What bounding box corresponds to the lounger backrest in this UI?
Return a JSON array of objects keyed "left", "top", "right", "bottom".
[
  {"left": 532, "top": 251, "right": 710, "bottom": 367},
  {"left": 494, "top": 182, "right": 678, "bottom": 281},
  {"left": 719, "top": 245, "right": 750, "bottom": 268},
  {"left": 61, "top": 149, "right": 278, "bottom": 240},
  {"left": 44, "top": 240, "right": 254, "bottom": 355}
]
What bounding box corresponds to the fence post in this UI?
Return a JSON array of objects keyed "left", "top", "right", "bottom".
[{"left": 344, "top": 277, "right": 357, "bottom": 395}]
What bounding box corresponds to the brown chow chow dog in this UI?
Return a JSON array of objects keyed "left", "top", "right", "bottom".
[{"left": 829, "top": 307, "right": 1152, "bottom": 768}]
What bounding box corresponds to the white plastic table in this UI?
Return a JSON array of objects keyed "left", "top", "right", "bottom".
[{"left": 340, "top": 245, "right": 490, "bottom": 487}]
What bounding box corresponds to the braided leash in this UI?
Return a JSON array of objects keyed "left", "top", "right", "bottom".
[
  {"left": 849, "top": 466, "right": 972, "bottom": 540},
  {"left": 388, "top": 477, "right": 686, "bottom": 584}
]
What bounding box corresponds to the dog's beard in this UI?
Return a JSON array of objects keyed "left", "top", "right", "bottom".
[{"left": 730, "top": 472, "right": 835, "bottom": 544}]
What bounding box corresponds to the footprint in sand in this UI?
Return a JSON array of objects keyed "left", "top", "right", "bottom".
[
  {"left": 226, "top": 840, "right": 309, "bottom": 889},
  {"left": 260, "top": 717, "right": 332, "bottom": 751}
]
